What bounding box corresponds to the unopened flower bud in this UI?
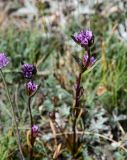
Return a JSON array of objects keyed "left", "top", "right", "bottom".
[
  {"left": 26, "top": 81, "right": 38, "bottom": 96},
  {"left": 32, "top": 125, "right": 39, "bottom": 138}
]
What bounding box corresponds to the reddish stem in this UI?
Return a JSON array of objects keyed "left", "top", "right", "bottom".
[{"left": 72, "top": 47, "right": 91, "bottom": 155}]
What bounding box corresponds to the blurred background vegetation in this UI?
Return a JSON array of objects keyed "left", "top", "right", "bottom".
[{"left": 0, "top": 0, "right": 127, "bottom": 159}]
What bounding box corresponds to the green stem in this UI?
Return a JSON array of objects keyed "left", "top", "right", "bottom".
[{"left": 0, "top": 69, "right": 25, "bottom": 160}]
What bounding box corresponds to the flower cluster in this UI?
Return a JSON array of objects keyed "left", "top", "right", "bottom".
[
  {"left": 21, "top": 63, "right": 36, "bottom": 79},
  {"left": 21, "top": 62, "right": 39, "bottom": 154},
  {"left": 0, "top": 53, "right": 9, "bottom": 69},
  {"left": 72, "top": 29, "right": 95, "bottom": 70},
  {"left": 72, "top": 30, "right": 94, "bottom": 48}
]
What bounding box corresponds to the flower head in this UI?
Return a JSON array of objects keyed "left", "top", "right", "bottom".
[
  {"left": 0, "top": 53, "right": 9, "bottom": 69},
  {"left": 26, "top": 81, "right": 38, "bottom": 96},
  {"left": 21, "top": 63, "right": 36, "bottom": 79},
  {"left": 83, "top": 53, "right": 95, "bottom": 68},
  {"left": 72, "top": 29, "right": 94, "bottom": 48},
  {"left": 32, "top": 125, "right": 39, "bottom": 137}
]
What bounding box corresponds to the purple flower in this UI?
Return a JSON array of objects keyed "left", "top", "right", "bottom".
[
  {"left": 32, "top": 125, "right": 39, "bottom": 137},
  {"left": 26, "top": 81, "right": 38, "bottom": 96},
  {"left": 0, "top": 53, "right": 9, "bottom": 69},
  {"left": 83, "top": 53, "right": 95, "bottom": 68},
  {"left": 72, "top": 29, "right": 94, "bottom": 48},
  {"left": 21, "top": 63, "right": 36, "bottom": 79}
]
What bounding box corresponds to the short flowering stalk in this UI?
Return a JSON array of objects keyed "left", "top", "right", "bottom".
[
  {"left": 0, "top": 53, "right": 24, "bottom": 160},
  {"left": 22, "top": 62, "right": 39, "bottom": 160},
  {"left": 71, "top": 29, "right": 95, "bottom": 155},
  {"left": 26, "top": 81, "right": 39, "bottom": 160},
  {"left": 26, "top": 81, "right": 38, "bottom": 160}
]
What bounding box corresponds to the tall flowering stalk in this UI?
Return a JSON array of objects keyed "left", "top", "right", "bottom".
[
  {"left": 21, "top": 63, "right": 39, "bottom": 160},
  {"left": 0, "top": 53, "right": 24, "bottom": 160},
  {"left": 71, "top": 30, "right": 95, "bottom": 155}
]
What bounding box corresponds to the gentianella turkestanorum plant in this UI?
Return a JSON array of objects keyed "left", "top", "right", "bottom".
[
  {"left": 0, "top": 53, "right": 25, "bottom": 160},
  {"left": 71, "top": 29, "right": 96, "bottom": 156},
  {"left": 21, "top": 62, "right": 39, "bottom": 160}
]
